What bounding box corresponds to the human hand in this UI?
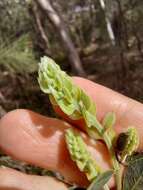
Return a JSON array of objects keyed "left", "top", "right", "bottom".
[{"left": 0, "top": 77, "right": 143, "bottom": 190}]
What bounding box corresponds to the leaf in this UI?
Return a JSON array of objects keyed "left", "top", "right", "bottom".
[
  {"left": 122, "top": 152, "right": 143, "bottom": 190},
  {"left": 126, "top": 152, "right": 143, "bottom": 164},
  {"left": 102, "top": 112, "right": 116, "bottom": 131},
  {"left": 87, "top": 170, "right": 113, "bottom": 190}
]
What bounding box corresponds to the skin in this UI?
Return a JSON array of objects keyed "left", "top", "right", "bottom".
[
  {"left": 0, "top": 77, "right": 143, "bottom": 190},
  {"left": 0, "top": 167, "right": 67, "bottom": 190}
]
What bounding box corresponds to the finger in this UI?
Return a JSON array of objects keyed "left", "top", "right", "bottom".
[
  {"left": 0, "top": 109, "right": 112, "bottom": 187},
  {"left": 55, "top": 77, "right": 143, "bottom": 149},
  {"left": 0, "top": 167, "right": 68, "bottom": 190}
]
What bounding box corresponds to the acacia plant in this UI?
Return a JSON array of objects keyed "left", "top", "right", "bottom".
[{"left": 38, "top": 56, "right": 140, "bottom": 190}]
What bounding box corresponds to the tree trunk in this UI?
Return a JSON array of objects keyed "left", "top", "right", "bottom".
[
  {"left": 99, "top": 0, "right": 116, "bottom": 46},
  {"left": 115, "top": 0, "right": 129, "bottom": 49},
  {"left": 35, "top": 0, "right": 86, "bottom": 77}
]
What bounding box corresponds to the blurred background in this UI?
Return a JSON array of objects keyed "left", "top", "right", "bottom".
[{"left": 0, "top": 0, "right": 143, "bottom": 185}]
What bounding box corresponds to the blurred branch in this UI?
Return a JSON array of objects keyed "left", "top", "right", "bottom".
[
  {"left": 35, "top": 0, "right": 86, "bottom": 77},
  {"left": 115, "top": 0, "right": 129, "bottom": 49},
  {"left": 31, "top": 2, "right": 51, "bottom": 55}
]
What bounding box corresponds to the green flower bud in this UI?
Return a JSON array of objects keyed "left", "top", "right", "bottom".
[
  {"left": 38, "top": 56, "right": 104, "bottom": 139},
  {"left": 65, "top": 129, "right": 101, "bottom": 181},
  {"left": 116, "top": 127, "right": 139, "bottom": 162},
  {"left": 38, "top": 56, "right": 96, "bottom": 120}
]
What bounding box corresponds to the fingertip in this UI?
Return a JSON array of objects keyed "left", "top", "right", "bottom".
[{"left": 0, "top": 109, "right": 27, "bottom": 125}]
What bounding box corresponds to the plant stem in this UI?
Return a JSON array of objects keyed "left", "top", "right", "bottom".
[
  {"left": 103, "top": 133, "right": 121, "bottom": 190},
  {"left": 93, "top": 119, "right": 122, "bottom": 190},
  {"left": 112, "top": 155, "right": 121, "bottom": 190},
  {"left": 115, "top": 168, "right": 122, "bottom": 190}
]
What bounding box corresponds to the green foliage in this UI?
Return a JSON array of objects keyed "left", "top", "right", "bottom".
[
  {"left": 0, "top": 0, "right": 38, "bottom": 74},
  {"left": 123, "top": 153, "right": 143, "bottom": 190},
  {"left": 0, "top": 0, "right": 31, "bottom": 43},
  {"left": 87, "top": 170, "right": 113, "bottom": 190},
  {"left": 0, "top": 34, "right": 37, "bottom": 74},
  {"left": 102, "top": 112, "right": 116, "bottom": 131},
  {"left": 66, "top": 128, "right": 101, "bottom": 181}
]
